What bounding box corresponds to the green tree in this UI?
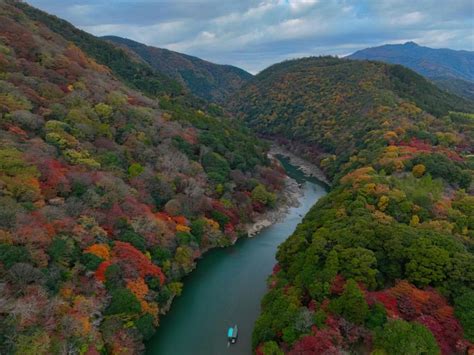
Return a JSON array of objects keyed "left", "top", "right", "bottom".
[
  {"left": 190, "top": 219, "right": 206, "bottom": 243},
  {"left": 94, "top": 102, "right": 113, "bottom": 120},
  {"left": 374, "top": 320, "right": 440, "bottom": 355},
  {"left": 128, "top": 163, "right": 144, "bottom": 178},
  {"left": 0, "top": 245, "right": 30, "bottom": 269},
  {"left": 454, "top": 291, "right": 474, "bottom": 341},
  {"left": 135, "top": 314, "right": 155, "bottom": 340},
  {"left": 14, "top": 330, "right": 50, "bottom": 355},
  {"left": 105, "top": 288, "right": 141, "bottom": 315},
  {"left": 118, "top": 229, "right": 146, "bottom": 251},
  {"left": 338, "top": 247, "right": 378, "bottom": 289},
  {"left": 366, "top": 303, "right": 387, "bottom": 329},
  {"left": 406, "top": 237, "right": 450, "bottom": 287},
  {"left": 329, "top": 279, "right": 368, "bottom": 324},
  {"left": 260, "top": 341, "right": 284, "bottom": 355},
  {"left": 105, "top": 263, "right": 124, "bottom": 291},
  {"left": 202, "top": 152, "right": 230, "bottom": 184},
  {"left": 81, "top": 252, "right": 103, "bottom": 271},
  {"left": 251, "top": 184, "right": 276, "bottom": 207}
]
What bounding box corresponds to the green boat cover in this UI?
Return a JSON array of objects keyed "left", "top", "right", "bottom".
[{"left": 227, "top": 327, "right": 233, "bottom": 337}]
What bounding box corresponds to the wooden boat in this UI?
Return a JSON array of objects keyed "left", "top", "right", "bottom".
[{"left": 227, "top": 324, "right": 238, "bottom": 344}]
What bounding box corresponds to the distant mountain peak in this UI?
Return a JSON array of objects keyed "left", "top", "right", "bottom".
[{"left": 348, "top": 42, "right": 474, "bottom": 100}]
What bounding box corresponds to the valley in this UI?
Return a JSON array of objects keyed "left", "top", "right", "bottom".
[
  {"left": 0, "top": 1, "right": 473, "bottom": 355},
  {"left": 146, "top": 158, "right": 326, "bottom": 355}
]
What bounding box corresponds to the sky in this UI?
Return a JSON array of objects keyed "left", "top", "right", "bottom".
[{"left": 28, "top": 0, "right": 474, "bottom": 74}]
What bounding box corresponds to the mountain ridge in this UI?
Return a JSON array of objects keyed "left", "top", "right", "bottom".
[
  {"left": 103, "top": 35, "right": 253, "bottom": 103},
  {"left": 349, "top": 41, "right": 474, "bottom": 100}
]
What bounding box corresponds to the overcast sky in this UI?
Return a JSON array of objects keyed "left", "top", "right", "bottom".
[{"left": 28, "top": 0, "right": 474, "bottom": 74}]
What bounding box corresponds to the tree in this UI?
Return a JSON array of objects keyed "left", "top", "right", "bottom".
[
  {"left": 454, "top": 291, "right": 474, "bottom": 342},
  {"left": 190, "top": 218, "right": 206, "bottom": 243},
  {"left": 113, "top": 242, "right": 165, "bottom": 284},
  {"left": 412, "top": 164, "right": 426, "bottom": 177},
  {"left": 374, "top": 320, "right": 440, "bottom": 355},
  {"left": 0, "top": 147, "right": 41, "bottom": 202},
  {"left": 84, "top": 243, "right": 110, "bottom": 260},
  {"left": 329, "top": 279, "right": 369, "bottom": 324},
  {"left": 405, "top": 238, "right": 450, "bottom": 287},
  {"left": 202, "top": 152, "right": 230, "bottom": 184},
  {"left": 251, "top": 184, "right": 276, "bottom": 207},
  {"left": 14, "top": 330, "right": 51, "bottom": 355},
  {"left": 94, "top": 102, "right": 113, "bottom": 120},
  {"left": 338, "top": 248, "right": 377, "bottom": 289},
  {"left": 7, "top": 263, "right": 43, "bottom": 290},
  {"left": 257, "top": 341, "right": 284, "bottom": 355},
  {"left": 105, "top": 288, "right": 141, "bottom": 315},
  {"left": 81, "top": 252, "right": 103, "bottom": 271},
  {"left": 135, "top": 314, "right": 155, "bottom": 340},
  {"left": 105, "top": 263, "right": 124, "bottom": 291},
  {"left": 289, "top": 330, "right": 339, "bottom": 355},
  {"left": 117, "top": 229, "right": 146, "bottom": 252},
  {"left": 128, "top": 163, "right": 144, "bottom": 178},
  {"left": 366, "top": 303, "right": 387, "bottom": 329},
  {"left": 0, "top": 244, "right": 30, "bottom": 268}
]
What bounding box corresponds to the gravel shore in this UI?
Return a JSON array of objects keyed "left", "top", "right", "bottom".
[
  {"left": 245, "top": 145, "right": 328, "bottom": 237},
  {"left": 269, "top": 145, "right": 330, "bottom": 185},
  {"left": 246, "top": 175, "right": 302, "bottom": 237}
]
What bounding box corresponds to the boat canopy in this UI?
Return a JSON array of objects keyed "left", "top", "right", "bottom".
[{"left": 227, "top": 327, "right": 234, "bottom": 337}]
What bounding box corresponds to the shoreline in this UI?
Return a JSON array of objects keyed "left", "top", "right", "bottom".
[
  {"left": 245, "top": 174, "right": 303, "bottom": 237},
  {"left": 269, "top": 145, "right": 330, "bottom": 186},
  {"left": 244, "top": 145, "right": 329, "bottom": 237}
]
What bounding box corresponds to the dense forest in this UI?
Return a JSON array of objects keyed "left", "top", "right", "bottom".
[
  {"left": 103, "top": 36, "right": 253, "bottom": 104},
  {"left": 0, "top": 2, "right": 286, "bottom": 353},
  {"left": 1, "top": 1, "right": 474, "bottom": 354},
  {"left": 229, "top": 57, "right": 474, "bottom": 354}
]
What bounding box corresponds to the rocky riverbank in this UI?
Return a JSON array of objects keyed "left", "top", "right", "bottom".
[
  {"left": 245, "top": 145, "right": 328, "bottom": 237},
  {"left": 269, "top": 145, "right": 330, "bottom": 185},
  {"left": 246, "top": 174, "right": 302, "bottom": 237}
]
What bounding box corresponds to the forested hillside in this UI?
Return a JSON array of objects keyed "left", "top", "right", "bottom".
[
  {"left": 230, "top": 57, "right": 474, "bottom": 353},
  {"left": 104, "top": 36, "right": 252, "bottom": 104},
  {"left": 349, "top": 42, "right": 474, "bottom": 101},
  {"left": 0, "top": 2, "right": 285, "bottom": 353}
]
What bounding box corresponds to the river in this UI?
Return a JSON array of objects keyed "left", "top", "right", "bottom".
[{"left": 146, "top": 157, "right": 327, "bottom": 355}]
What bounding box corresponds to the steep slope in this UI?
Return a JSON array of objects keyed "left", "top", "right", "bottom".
[
  {"left": 15, "top": 2, "right": 184, "bottom": 99},
  {"left": 349, "top": 42, "right": 474, "bottom": 100},
  {"left": 104, "top": 35, "right": 253, "bottom": 103},
  {"left": 432, "top": 76, "right": 474, "bottom": 102},
  {"left": 229, "top": 57, "right": 474, "bottom": 353},
  {"left": 0, "top": 2, "right": 286, "bottom": 354}
]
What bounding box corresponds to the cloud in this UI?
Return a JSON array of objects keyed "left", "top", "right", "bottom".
[
  {"left": 28, "top": 0, "right": 474, "bottom": 74},
  {"left": 67, "top": 4, "right": 93, "bottom": 17}
]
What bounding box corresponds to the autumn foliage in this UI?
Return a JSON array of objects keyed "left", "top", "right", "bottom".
[{"left": 0, "top": 2, "right": 284, "bottom": 354}]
